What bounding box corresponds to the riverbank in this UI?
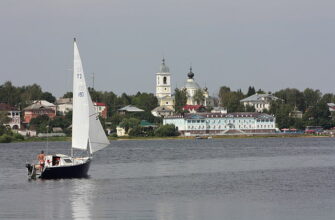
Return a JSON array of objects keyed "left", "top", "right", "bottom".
[
  {"left": 3, "top": 133, "right": 329, "bottom": 143},
  {"left": 112, "top": 133, "right": 332, "bottom": 141},
  {"left": 11, "top": 136, "right": 71, "bottom": 143}
]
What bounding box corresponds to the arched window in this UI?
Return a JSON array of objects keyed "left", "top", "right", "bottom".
[{"left": 163, "top": 76, "right": 167, "bottom": 84}]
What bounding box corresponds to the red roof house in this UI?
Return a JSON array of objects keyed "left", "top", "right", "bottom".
[
  {"left": 93, "top": 102, "right": 108, "bottom": 119},
  {"left": 182, "top": 105, "right": 206, "bottom": 113}
]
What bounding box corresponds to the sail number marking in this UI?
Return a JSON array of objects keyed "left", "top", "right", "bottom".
[
  {"left": 77, "top": 74, "right": 82, "bottom": 79},
  {"left": 78, "top": 92, "right": 84, "bottom": 97}
]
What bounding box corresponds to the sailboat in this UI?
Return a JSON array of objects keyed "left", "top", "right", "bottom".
[{"left": 26, "top": 38, "right": 110, "bottom": 179}]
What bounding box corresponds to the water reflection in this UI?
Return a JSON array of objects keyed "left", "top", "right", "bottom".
[{"left": 70, "top": 178, "right": 95, "bottom": 220}]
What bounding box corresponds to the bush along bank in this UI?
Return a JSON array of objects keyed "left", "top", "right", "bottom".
[{"left": 0, "top": 126, "right": 24, "bottom": 143}]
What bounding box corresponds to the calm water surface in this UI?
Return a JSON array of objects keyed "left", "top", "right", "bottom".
[{"left": 1, "top": 137, "right": 335, "bottom": 220}]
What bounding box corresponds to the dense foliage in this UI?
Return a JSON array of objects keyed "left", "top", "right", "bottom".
[
  {"left": 0, "top": 81, "right": 56, "bottom": 108},
  {"left": 154, "top": 124, "right": 179, "bottom": 137},
  {"left": 218, "top": 86, "right": 245, "bottom": 112},
  {"left": 193, "top": 89, "right": 205, "bottom": 105},
  {"left": 174, "top": 88, "right": 187, "bottom": 113},
  {"left": 0, "top": 125, "right": 24, "bottom": 143},
  {"left": 29, "top": 112, "right": 72, "bottom": 135},
  {"left": 1, "top": 81, "right": 335, "bottom": 139},
  {"left": 218, "top": 85, "right": 335, "bottom": 129}
]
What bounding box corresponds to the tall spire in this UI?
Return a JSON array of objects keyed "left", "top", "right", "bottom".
[{"left": 159, "top": 57, "right": 170, "bottom": 73}]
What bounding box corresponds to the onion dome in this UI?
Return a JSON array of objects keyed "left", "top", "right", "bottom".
[
  {"left": 184, "top": 66, "right": 200, "bottom": 89},
  {"left": 187, "top": 66, "right": 194, "bottom": 79}
]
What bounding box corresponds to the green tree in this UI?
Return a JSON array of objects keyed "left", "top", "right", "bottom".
[
  {"left": 274, "top": 88, "right": 305, "bottom": 111},
  {"left": 62, "top": 92, "right": 73, "bottom": 98},
  {"left": 154, "top": 124, "right": 179, "bottom": 137},
  {"left": 246, "top": 86, "right": 256, "bottom": 97},
  {"left": 218, "top": 86, "right": 231, "bottom": 104},
  {"left": 21, "top": 84, "right": 44, "bottom": 102},
  {"left": 41, "top": 92, "right": 56, "bottom": 103},
  {"left": 0, "top": 81, "right": 19, "bottom": 106},
  {"left": 174, "top": 88, "right": 187, "bottom": 113},
  {"left": 88, "top": 87, "right": 103, "bottom": 102},
  {"left": 132, "top": 92, "right": 158, "bottom": 112},
  {"left": 100, "top": 91, "right": 117, "bottom": 117},
  {"left": 304, "top": 88, "right": 321, "bottom": 109},
  {"left": 119, "top": 118, "right": 140, "bottom": 132},
  {"left": 194, "top": 89, "right": 205, "bottom": 105},
  {"left": 128, "top": 125, "right": 144, "bottom": 136},
  {"left": 256, "top": 89, "right": 266, "bottom": 94},
  {"left": 0, "top": 111, "right": 10, "bottom": 125},
  {"left": 120, "top": 93, "right": 131, "bottom": 106},
  {"left": 269, "top": 100, "right": 294, "bottom": 129},
  {"left": 219, "top": 86, "right": 244, "bottom": 112},
  {"left": 29, "top": 115, "right": 50, "bottom": 133}
]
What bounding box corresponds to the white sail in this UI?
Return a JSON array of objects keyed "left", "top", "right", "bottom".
[
  {"left": 72, "top": 39, "right": 89, "bottom": 151},
  {"left": 88, "top": 93, "right": 110, "bottom": 153},
  {"left": 72, "top": 38, "right": 109, "bottom": 153}
]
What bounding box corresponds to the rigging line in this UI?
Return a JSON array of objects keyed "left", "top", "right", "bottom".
[{"left": 89, "top": 112, "right": 99, "bottom": 117}]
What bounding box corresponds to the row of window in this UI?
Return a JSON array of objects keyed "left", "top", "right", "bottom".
[
  {"left": 255, "top": 103, "right": 266, "bottom": 108},
  {"left": 7, "top": 112, "right": 20, "bottom": 116},
  {"left": 187, "top": 124, "right": 274, "bottom": 130},
  {"left": 186, "top": 119, "right": 274, "bottom": 124}
]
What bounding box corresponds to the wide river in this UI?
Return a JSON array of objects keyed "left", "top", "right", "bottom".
[{"left": 1, "top": 137, "right": 335, "bottom": 220}]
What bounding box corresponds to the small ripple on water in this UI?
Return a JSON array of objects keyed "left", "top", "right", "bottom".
[{"left": 1, "top": 137, "right": 335, "bottom": 220}]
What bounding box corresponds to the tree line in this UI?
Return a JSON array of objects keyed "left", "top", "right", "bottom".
[
  {"left": 0, "top": 81, "right": 162, "bottom": 137},
  {"left": 1, "top": 81, "right": 335, "bottom": 134},
  {"left": 214, "top": 86, "right": 335, "bottom": 129}
]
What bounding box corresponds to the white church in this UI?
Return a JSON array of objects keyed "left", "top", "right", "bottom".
[{"left": 152, "top": 59, "right": 213, "bottom": 117}]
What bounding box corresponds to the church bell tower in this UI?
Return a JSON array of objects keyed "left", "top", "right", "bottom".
[{"left": 156, "top": 58, "right": 171, "bottom": 98}]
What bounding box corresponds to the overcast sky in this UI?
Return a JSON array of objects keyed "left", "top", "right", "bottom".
[{"left": 1, "top": 0, "right": 335, "bottom": 97}]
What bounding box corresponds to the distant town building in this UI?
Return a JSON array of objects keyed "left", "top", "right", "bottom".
[
  {"left": 17, "top": 129, "right": 37, "bottom": 137},
  {"left": 23, "top": 100, "right": 56, "bottom": 123},
  {"left": 116, "top": 126, "right": 127, "bottom": 137},
  {"left": 118, "top": 105, "right": 144, "bottom": 115},
  {"left": 93, "top": 102, "right": 108, "bottom": 119},
  {"left": 56, "top": 98, "right": 73, "bottom": 115},
  {"left": 151, "top": 106, "right": 174, "bottom": 117},
  {"left": 327, "top": 103, "right": 335, "bottom": 112},
  {"left": 155, "top": 59, "right": 175, "bottom": 110},
  {"left": 211, "top": 106, "right": 228, "bottom": 114},
  {"left": 163, "top": 112, "right": 277, "bottom": 136},
  {"left": 289, "top": 106, "right": 303, "bottom": 119},
  {"left": 56, "top": 98, "right": 107, "bottom": 118},
  {"left": 0, "top": 103, "right": 21, "bottom": 129},
  {"left": 240, "top": 93, "right": 281, "bottom": 112}
]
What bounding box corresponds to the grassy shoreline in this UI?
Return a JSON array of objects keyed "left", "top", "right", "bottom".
[{"left": 6, "top": 133, "right": 331, "bottom": 143}]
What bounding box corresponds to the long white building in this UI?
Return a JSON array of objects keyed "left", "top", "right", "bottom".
[{"left": 163, "top": 112, "right": 277, "bottom": 136}]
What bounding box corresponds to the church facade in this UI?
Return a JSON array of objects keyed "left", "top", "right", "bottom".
[
  {"left": 152, "top": 59, "right": 175, "bottom": 117},
  {"left": 155, "top": 59, "right": 175, "bottom": 109},
  {"left": 181, "top": 67, "right": 213, "bottom": 106},
  {"left": 153, "top": 59, "right": 213, "bottom": 115}
]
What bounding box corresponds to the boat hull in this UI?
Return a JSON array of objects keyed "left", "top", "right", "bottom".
[{"left": 40, "top": 159, "right": 91, "bottom": 179}]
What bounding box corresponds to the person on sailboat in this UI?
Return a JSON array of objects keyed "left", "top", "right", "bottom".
[{"left": 37, "top": 150, "right": 45, "bottom": 171}]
